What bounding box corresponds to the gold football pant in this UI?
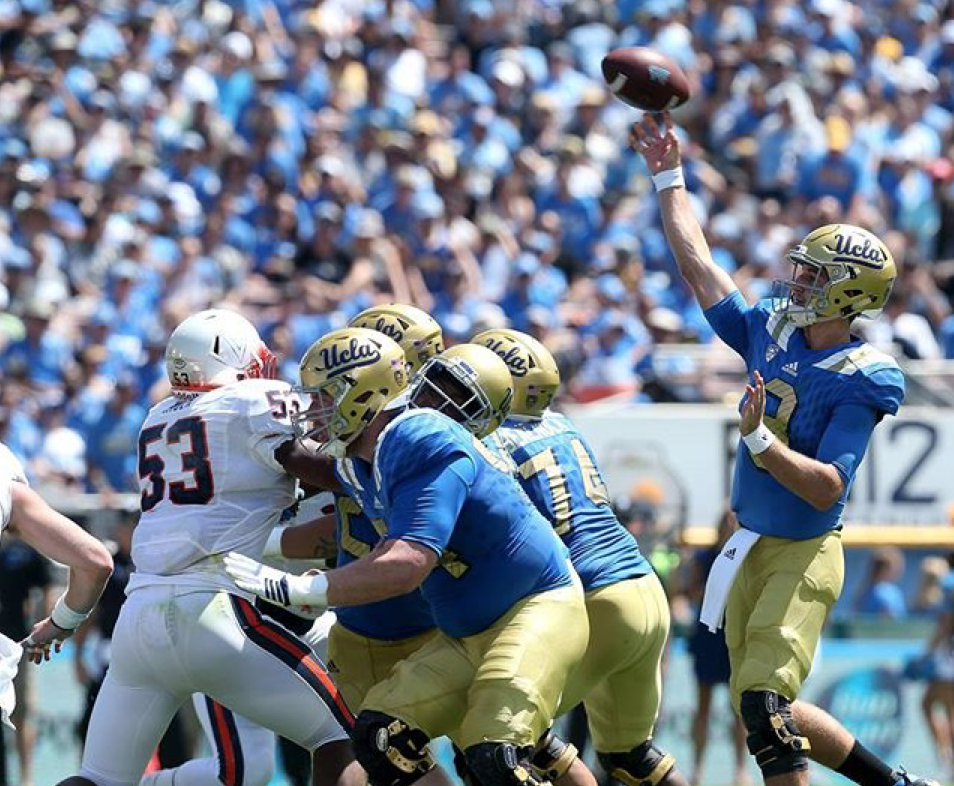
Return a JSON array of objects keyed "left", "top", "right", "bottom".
[
  {"left": 362, "top": 580, "right": 588, "bottom": 749},
  {"left": 725, "top": 529, "right": 844, "bottom": 710}
]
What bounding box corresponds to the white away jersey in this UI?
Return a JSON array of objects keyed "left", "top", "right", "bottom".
[
  {"left": 0, "top": 443, "right": 27, "bottom": 533},
  {"left": 130, "top": 379, "right": 299, "bottom": 592}
]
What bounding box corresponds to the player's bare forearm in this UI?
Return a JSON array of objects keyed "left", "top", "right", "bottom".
[
  {"left": 326, "top": 538, "right": 435, "bottom": 606},
  {"left": 630, "top": 112, "right": 738, "bottom": 310},
  {"left": 9, "top": 484, "right": 113, "bottom": 613},
  {"left": 658, "top": 186, "right": 738, "bottom": 310},
  {"left": 758, "top": 442, "right": 845, "bottom": 512},
  {"left": 275, "top": 439, "right": 343, "bottom": 493},
  {"left": 279, "top": 514, "right": 338, "bottom": 560}
]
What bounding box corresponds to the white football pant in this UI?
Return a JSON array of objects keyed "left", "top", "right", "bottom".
[{"left": 80, "top": 589, "right": 350, "bottom": 786}]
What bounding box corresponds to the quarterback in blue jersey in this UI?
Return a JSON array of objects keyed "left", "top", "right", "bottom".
[
  {"left": 476, "top": 328, "right": 688, "bottom": 786},
  {"left": 631, "top": 113, "right": 935, "bottom": 786},
  {"left": 226, "top": 330, "right": 588, "bottom": 786}
]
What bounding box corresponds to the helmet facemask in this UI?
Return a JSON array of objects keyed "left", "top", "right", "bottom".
[
  {"left": 408, "top": 357, "right": 496, "bottom": 438},
  {"left": 292, "top": 376, "right": 359, "bottom": 458},
  {"left": 772, "top": 257, "right": 832, "bottom": 327}
]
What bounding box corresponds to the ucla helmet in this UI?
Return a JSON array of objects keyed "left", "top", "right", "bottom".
[
  {"left": 349, "top": 303, "right": 444, "bottom": 374},
  {"left": 294, "top": 328, "right": 408, "bottom": 456},
  {"left": 409, "top": 343, "right": 513, "bottom": 438},
  {"left": 472, "top": 328, "right": 560, "bottom": 418},
  {"left": 774, "top": 224, "right": 896, "bottom": 328}
]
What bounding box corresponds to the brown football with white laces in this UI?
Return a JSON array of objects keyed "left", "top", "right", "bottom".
[{"left": 601, "top": 47, "right": 691, "bottom": 112}]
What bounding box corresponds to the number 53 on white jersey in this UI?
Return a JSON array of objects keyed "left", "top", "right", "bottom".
[{"left": 131, "top": 379, "right": 301, "bottom": 589}]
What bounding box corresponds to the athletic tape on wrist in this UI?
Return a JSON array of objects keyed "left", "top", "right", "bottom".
[
  {"left": 652, "top": 167, "right": 685, "bottom": 192},
  {"left": 743, "top": 423, "right": 776, "bottom": 456},
  {"left": 51, "top": 594, "right": 90, "bottom": 631}
]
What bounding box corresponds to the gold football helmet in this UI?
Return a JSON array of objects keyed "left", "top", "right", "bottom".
[
  {"left": 472, "top": 328, "right": 560, "bottom": 418},
  {"left": 294, "top": 328, "right": 408, "bottom": 456},
  {"left": 408, "top": 343, "right": 513, "bottom": 438},
  {"left": 349, "top": 303, "right": 444, "bottom": 373},
  {"left": 774, "top": 223, "right": 897, "bottom": 327}
]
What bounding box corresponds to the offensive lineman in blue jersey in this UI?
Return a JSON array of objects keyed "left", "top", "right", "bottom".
[
  {"left": 226, "top": 329, "right": 588, "bottom": 786},
  {"left": 259, "top": 304, "right": 445, "bottom": 711},
  {"left": 631, "top": 113, "right": 935, "bottom": 786},
  {"left": 474, "top": 328, "right": 688, "bottom": 786},
  {"left": 328, "top": 305, "right": 444, "bottom": 710}
]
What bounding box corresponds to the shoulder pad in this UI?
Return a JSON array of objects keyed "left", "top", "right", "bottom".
[
  {"left": 374, "top": 410, "right": 472, "bottom": 486},
  {"left": 760, "top": 300, "right": 796, "bottom": 350},
  {"left": 815, "top": 345, "right": 905, "bottom": 414},
  {"left": 812, "top": 344, "right": 899, "bottom": 377}
]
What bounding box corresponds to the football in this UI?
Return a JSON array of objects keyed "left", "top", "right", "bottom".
[{"left": 601, "top": 47, "right": 691, "bottom": 112}]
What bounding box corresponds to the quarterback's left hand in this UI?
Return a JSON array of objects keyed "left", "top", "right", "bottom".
[
  {"left": 740, "top": 370, "right": 766, "bottom": 436},
  {"left": 224, "top": 552, "right": 328, "bottom": 611}
]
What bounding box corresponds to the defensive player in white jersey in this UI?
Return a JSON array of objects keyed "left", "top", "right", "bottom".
[
  {"left": 141, "top": 497, "right": 339, "bottom": 786},
  {"left": 56, "top": 309, "right": 360, "bottom": 786},
  {"left": 0, "top": 443, "right": 113, "bottom": 722}
]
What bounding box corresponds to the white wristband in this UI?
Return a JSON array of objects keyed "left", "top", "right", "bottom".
[
  {"left": 652, "top": 167, "right": 685, "bottom": 192},
  {"left": 743, "top": 423, "right": 776, "bottom": 456},
  {"left": 263, "top": 527, "right": 285, "bottom": 558},
  {"left": 288, "top": 571, "right": 328, "bottom": 606},
  {"left": 51, "top": 594, "right": 90, "bottom": 631}
]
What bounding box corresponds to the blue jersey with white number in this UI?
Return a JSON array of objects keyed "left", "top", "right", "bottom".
[
  {"left": 374, "top": 410, "right": 574, "bottom": 638},
  {"left": 332, "top": 460, "right": 435, "bottom": 640},
  {"left": 485, "top": 412, "right": 651, "bottom": 591},
  {"left": 705, "top": 292, "right": 905, "bottom": 539}
]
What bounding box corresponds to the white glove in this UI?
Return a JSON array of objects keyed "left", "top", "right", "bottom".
[{"left": 224, "top": 552, "right": 329, "bottom": 608}]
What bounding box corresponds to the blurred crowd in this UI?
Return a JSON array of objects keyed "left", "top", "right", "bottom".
[{"left": 2, "top": 0, "right": 954, "bottom": 492}]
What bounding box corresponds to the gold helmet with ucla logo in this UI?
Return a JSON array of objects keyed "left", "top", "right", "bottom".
[
  {"left": 472, "top": 328, "right": 560, "bottom": 419},
  {"left": 409, "top": 343, "right": 513, "bottom": 439},
  {"left": 775, "top": 223, "right": 897, "bottom": 328},
  {"left": 348, "top": 303, "right": 444, "bottom": 373},
  {"left": 294, "top": 328, "right": 407, "bottom": 456}
]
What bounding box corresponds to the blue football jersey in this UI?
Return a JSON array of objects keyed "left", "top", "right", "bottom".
[
  {"left": 706, "top": 293, "right": 905, "bottom": 539},
  {"left": 335, "top": 458, "right": 384, "bottom": 519},
  {"left": 374, "top": 410, "right": 574, "bottom": 638},
  {"left": 331, "top": 461, "right": 435, "bottom": 640},
  {"left": 485, "top": 412, "right": 651, "bottom": 592}
]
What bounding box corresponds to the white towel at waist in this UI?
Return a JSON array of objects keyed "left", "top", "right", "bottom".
[
  {"left": 699, "top": 528, "right": 761, "bottom": 633},
  {"left": 0, "top": 633, "right": 22, "bottom": 729}
]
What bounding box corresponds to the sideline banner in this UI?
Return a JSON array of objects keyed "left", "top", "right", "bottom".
[{"left": 566, "top": 404, "right": 953, "bottom": 532}]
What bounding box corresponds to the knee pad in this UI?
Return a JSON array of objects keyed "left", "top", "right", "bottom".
[
  {"left": 530, "top": 733, "right": 579, "bottom": 782},
  {"left": 465, "top": 742, "right": 545, "bottom": 786},
  {"left": 597, "top": 740, "right": 675, "bottom": 786},
  {"left": 739, "top": 691, "right": 811, "bottom": 778},
  {"left": 353, "top": 711, "right": 435, "bottom": 786}
]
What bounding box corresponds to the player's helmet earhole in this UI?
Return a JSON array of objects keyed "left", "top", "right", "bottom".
[
  {"left": 353, "top": 390, "right": 374, "bottom": 404},
  {"left": 845, "top": 289, "right": 862, "bottom": 297}
]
